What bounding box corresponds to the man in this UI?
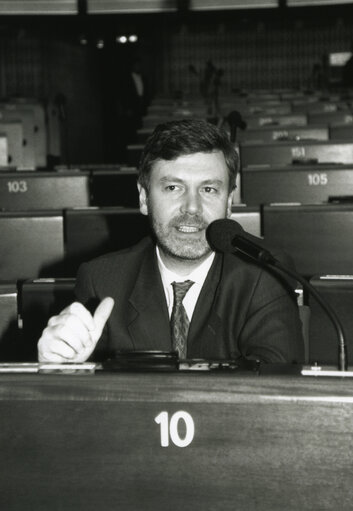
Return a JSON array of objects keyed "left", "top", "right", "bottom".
[{"left": 38, "top": 119, "right": 304, "bottom": 364}]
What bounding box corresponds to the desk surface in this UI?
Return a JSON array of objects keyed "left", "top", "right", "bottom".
[{"left": 1, "top": 372, "right": 353, "bottom": 511}]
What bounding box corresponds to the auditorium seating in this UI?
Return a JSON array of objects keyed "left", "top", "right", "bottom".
[{"left": 2, "top": 88, "right": 353, "bottom": 368}]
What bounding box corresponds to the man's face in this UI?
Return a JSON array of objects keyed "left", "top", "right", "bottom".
[{"left": 138, "top": 151, "right": 233, "bottom": 267}]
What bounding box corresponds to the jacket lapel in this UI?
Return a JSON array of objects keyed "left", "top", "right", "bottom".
[
  {"left": 187, "top": 253, "right": 226, "bottom": 359},
  {"left": 127, "top": 245, "right": 172, "bottom": 351}
]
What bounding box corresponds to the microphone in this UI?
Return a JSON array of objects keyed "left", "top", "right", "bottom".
[
  {"left": 225, "top": 110, "right": 247, "bottom": 142},
  {"left": 206, "top": 218, "right": 348, "bottom": 371},
  {"left": 207, "top": 218, "right": 275, "bottom": 264}
]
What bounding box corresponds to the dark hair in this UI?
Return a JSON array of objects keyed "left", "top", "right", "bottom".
[{"left": 138, "top": 118, "right": 238, "bottom": 193}]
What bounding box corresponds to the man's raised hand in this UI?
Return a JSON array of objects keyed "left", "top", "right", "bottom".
[{"left": 38, "top": 297, "right": 115, "bottom": 363}]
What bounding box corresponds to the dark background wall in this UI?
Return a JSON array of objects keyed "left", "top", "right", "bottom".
[{"left": 0, "top": 5, "right": 352, "bottom": 163}]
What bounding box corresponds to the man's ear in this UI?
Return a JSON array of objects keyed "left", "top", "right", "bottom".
[
  {"left": 226, "top": 191, "right": 233, "bottom": 218},
  {"left": 137, "top": 183, "right": 148, "bottom": 216}
]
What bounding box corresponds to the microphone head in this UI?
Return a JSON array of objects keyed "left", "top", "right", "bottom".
[
  {"left": 206, "top": 218, "right": 244, "bottom": 253},
  {"left": 226, "top": 110, "right": 247, "bottom": 130}
]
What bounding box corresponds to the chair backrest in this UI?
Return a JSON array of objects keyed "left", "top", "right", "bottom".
[
  {"left": 64, "top": 207, "right": 151, "bottom": 275},
  {"left": 0, "top": 171, "right": 90, "bottom": 210},
  {"left": 240, "top": 140, "right": 353, "bottom": 168},
  {"left": 263, "top": 203, "right": 353, "bottom": 278},
  {"left": 90, "top": 167, "right": 139, "bottom": 208},
  {"left": 0, "top": 211, "right": 65, "bottom": 280},
  {"left": 241, "top": 162, "right": 353, "bottom": 206}
]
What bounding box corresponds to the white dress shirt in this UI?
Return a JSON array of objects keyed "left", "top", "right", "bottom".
[{"left": 156, "top": 246, "right": 215, "bottom": 321}]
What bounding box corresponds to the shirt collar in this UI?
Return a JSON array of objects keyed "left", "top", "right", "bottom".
[{"left": 156, "top": 245, "right": 215, "bottom": 287}]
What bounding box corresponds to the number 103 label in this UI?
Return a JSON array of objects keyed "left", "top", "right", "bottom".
[{"left": 154, "top": 411, "right": 195, "bottom": 447}]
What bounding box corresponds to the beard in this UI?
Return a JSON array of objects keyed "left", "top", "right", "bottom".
[{"left": 150, "top": 212, "right": 212, "bottom": 261}]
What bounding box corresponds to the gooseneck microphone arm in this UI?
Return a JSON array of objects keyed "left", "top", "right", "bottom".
[
  {"left": 207, "top": 219, "right": 348, "bottom": 371},
  {"left": 268, "top": 258, "right": 347, "bottom": 371}
]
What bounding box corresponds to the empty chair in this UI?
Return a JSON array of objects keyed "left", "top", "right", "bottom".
[
  {"left": 263, "top": 203, "right": 353, "bottom": 278},
  {"left": 0, "top": 170, "right": 90, "bottom": 210},
  {"left": 240, "top": 140, "right": 353, "bottom": 168},
  {"left": 90, "top": 167, "right": 139, "bottom": 208},
  {"left": 308, "top": 275, "right": 353, "bottom": 367},
  {"left": 241, "top": 162, "right": 353, "bottom": 205},
  {"left": 64, "top": 207, "right": 151, "bottom": 275},
  {"left": 19, "top": 278, "right": 76, "bottom": 361},
  {"left": 0, "top": 211, "right": 65, "bottom": 280}
]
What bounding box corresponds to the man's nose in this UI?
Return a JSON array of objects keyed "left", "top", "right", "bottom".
[{"left": 181, "top": 189, "right": 202, "bottom": 215}]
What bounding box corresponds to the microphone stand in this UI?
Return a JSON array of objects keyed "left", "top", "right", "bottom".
[
  {"left": 268, "top": 258, "right": 347, "bottom": 371},
  {"left": 226, "top": 232, "right": 348, "bottom": 371}
]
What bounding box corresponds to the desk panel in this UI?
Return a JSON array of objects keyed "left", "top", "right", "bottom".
[{"left": 1, "top": 373, "right": 353, "bottom": 511}]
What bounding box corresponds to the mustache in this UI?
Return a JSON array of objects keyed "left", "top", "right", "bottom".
[{"left": 170, "top": 214, "right": 208, "bottom": 229}]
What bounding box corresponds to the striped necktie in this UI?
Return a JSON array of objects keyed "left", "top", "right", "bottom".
[{"left": 170, "top": 280, "right": 194, "bottom": 360}]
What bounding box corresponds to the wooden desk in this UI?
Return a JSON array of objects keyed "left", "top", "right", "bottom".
[{"left": 1, "top": 372, "right": 353, "bottom": 510}]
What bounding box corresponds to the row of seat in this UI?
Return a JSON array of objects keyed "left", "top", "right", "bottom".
[
  {"left": 1, "top": 275, "right": 352, "bottom": 367},
  {"left": 0, "top": 168, "right": 139, "bottom": 210},
  {"left": 1, "top": 204, "right": 353, "bottom": 281},
  {"left": 4, "top": 160, "right": 353, "bottom": 211}
]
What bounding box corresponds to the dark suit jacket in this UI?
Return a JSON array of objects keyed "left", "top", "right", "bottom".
[{"left": 75, "top": 237, "right": 304, "bottom": 363}]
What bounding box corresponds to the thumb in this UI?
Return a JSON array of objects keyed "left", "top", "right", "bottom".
[{"left": 91, "top": 297, "right": 115, "bottom": 343}]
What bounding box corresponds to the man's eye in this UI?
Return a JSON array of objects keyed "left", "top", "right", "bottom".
[
  {"left": 203, "top": 186, "right": 217, "bottom": 193},
  {"left": 166, "top": 185, "right": 177, "bottom": 191}
]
